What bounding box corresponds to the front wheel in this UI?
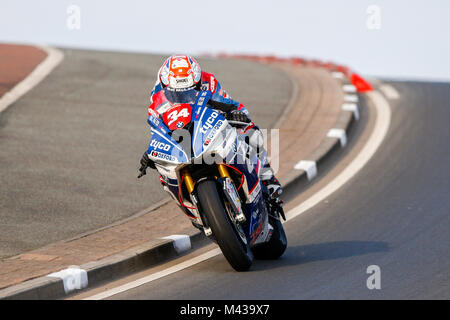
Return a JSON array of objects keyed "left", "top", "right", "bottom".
[{"left": 196, "top": 180, "right": 253, "bottom": 271}]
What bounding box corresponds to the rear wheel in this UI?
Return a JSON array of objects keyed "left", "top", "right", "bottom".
[
  {"left": 251, "top": 211, "right": 287, "bottom": 260},
  {"left": 197, "top": 180, "right": 253, "bottom": 271}
]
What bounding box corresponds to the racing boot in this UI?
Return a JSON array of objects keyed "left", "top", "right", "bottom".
[
  {"left": 261, "top": 174, "right": 286, "bottom": 221},
  {"left": 260, "top": 160, "right": 282, "bottom": 200},
  {"left": 260, "top": 161, "right": 286, "bottom": 221}
]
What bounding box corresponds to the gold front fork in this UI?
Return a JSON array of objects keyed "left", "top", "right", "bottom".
[
  {"left": 217, "top": 164, "right": 230, "bottom": 179},
  {"left": 184, "top": 164, "right": 230, "bottom": 194},
  {"left": 183, "top": 170, "right": 195, "bottom": 194}
]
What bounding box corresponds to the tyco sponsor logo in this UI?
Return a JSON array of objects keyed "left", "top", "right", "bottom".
[
  {"left": 200, "top": 112, "right": 219, "bottom": 134},
  {"left": 150, "top": 140, "right": 171, "bottom": 151}
]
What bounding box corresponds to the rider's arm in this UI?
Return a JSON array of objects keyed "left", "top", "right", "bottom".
[
  {"left": 149, "top": 81, "right": 161, "bottom": 104},
  {"left": 210, "top": 89, "right": 250, "bottom": 117},
  {"left": 208, "top": 98, "right": 238, "bottom": 113},
  {"left": 208, "top": 98, "right": 252, "bottom": 124},
  {"left": 206, "top": 73, "right": 250, "bottom": 117},
  {"left": 148, "top": 81, "right": 172, "bottom": 116}
]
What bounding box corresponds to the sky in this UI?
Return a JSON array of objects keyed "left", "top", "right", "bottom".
[{"left": 1, "top": 0, "right": 449, "bottom": 80}]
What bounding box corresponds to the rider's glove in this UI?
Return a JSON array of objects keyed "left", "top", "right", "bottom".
[
  {"left": 226, "top": 110, "right": 251, "bottom": 123},
  {"left": 138, "top": 151, "right": 156, "bottom": 178}
]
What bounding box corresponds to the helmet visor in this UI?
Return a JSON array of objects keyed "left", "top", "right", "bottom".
[{"left": 164, "top": 88, "right": 198, "bottom": 104}]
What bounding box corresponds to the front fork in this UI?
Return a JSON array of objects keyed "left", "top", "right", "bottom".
[
  {"left": 183, "top": 169, "right": 195, "bottom": 193},
  {"left": 182, "top": 164, "right": 230, "bottom": 193},
  {"left": 217, "top": 164, "right": 231, "bottom": 179}
]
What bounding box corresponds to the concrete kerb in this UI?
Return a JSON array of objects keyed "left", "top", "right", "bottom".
[
  {"left": 0, "top": 233, "right": 210, "bottom": 300},
  {"left": 0, "top": 58, "right": 367, "bottom": 300}
]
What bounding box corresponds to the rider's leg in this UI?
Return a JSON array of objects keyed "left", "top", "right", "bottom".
[{"left": 245, "top": 125, "right": 282, "bottom": 200}]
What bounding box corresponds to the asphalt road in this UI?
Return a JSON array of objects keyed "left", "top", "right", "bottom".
[
  {"left": 0, "top": 49, "right": 291, "bottom": 258},
  {"left": 104, "top": 80, "right": 450, "bottom": 299}
]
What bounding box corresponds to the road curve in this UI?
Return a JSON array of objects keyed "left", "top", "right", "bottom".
[{"left": 98, "top": 80, "right": 450, "bottom": 299}]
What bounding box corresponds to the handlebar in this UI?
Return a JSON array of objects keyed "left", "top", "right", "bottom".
[{"left": 227, "top": 120, "right": 252, "bottom": 127}]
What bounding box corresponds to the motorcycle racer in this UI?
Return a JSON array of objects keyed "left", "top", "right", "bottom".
[{"left": 138, "top": 55, "right": 282, "bottom": 201}]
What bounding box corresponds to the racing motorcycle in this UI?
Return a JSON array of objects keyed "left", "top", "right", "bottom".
[{"left": 146, "top": 89, "right": 287, "bottom": 271}]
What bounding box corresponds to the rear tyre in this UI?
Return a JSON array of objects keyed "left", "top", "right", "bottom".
[
  {"left": 197, "top": 180, "right": 253, "bottom": 271},
  {"left": 251, "top": 213, "right": 287, "bottom": 260}
]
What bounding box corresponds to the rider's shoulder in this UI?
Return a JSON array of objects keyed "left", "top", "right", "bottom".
[
  {"left": 201, "top": 71, "right": 220, "bottom": 94},
  {"left": 201, "top": 71, "right": 219, "bottom": 83},
  {"left": 152, "top": 81, "right": 163, "bottom": 92}
]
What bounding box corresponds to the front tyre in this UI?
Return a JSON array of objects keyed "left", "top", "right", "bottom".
[{"left": 197, "top": 180, "right": 253, "bottom": 271}]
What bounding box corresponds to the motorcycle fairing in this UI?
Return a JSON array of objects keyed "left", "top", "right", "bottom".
[
  {"left": 225, "top": 154, "right": 270, "bottom": 246},
  {"left": 191, "top": 91, "right": 229, "bottom": 159},
  {"left": 147, "top": 113, "right": 190, "bottom": 164}
]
